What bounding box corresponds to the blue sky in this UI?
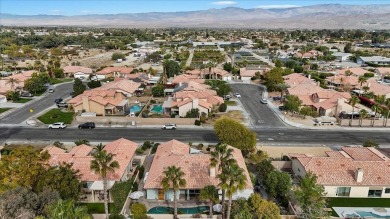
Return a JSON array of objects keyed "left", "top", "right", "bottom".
[{"left": 1, "top": 0, "right": 388, "bottom": 15}]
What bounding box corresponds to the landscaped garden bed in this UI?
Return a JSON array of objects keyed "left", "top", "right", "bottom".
[{"left": 37, "top": 109, "right": 74, "bottom": 124}]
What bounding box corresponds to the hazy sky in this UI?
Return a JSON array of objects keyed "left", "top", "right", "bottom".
[{"left": 1, "top": 0, "right": 388, "bottom": 15}]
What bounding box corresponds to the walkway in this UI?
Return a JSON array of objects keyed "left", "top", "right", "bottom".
[{"left": 185, "top": 49, "right": 194, "bottom": 67}]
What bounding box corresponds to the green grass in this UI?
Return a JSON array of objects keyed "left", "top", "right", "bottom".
[
  {"left": 13, "top": 98, "right": 32, "bottom": 103},
  {"left": 328, "top": 197, "right": 390, "bottom": 217},
  {"left": 0, "top": 108, "right": 12, "bottom": 114},
  {"left": 50, "top": 78, "right": 74, "bottom": 85},
  {"left": 225, "top": 100, "right": 237, "bottom": 106},
  {"left": 78, "top": 202, "right": 114, "bottom": 214},
  {"left": 37, "top": 109, "right": 74, "bottom": 124},
  {"left": 33, "top": 90, "right": 47, "bottom": 96}
]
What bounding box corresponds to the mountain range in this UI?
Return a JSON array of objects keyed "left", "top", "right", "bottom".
[{"left": 1, "top": 4, "right": 390, "bottom": 29}]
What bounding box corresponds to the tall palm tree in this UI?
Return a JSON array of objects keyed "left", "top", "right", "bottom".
[
  {"left": 161, "top": 166, "right": 186, "bottom": 219},
  {"left": 219, "top": 163, "right": 246, "bottom": 219},
  {"left": 6, "top": 78, "right": 20, "bottom": 90},
  {"left": 358, "top": 109, "right": 368, "bottom": 127},
  {"left": 384, "top": 99, "right": 390, "bottom": 127},
  {"left": 362, "top": 86, "right": 370, "bottom": 95},
  {"left": 358, "top": 76, "right": 367, "bottom": 95},
  {"left": 348, "top": 95, "right": 360, "bottom": 126},
  {"left": 199, "top": 185, "right": 219, "bottom": 218},
  {"left": 276, "top": 83, "right": 290, "bottom": 100},
  {"left": 372, "top": 95, "right": 386, "bottom": 127},
  {"left": 90, "top": 145, "right": 120, "bottom": 219},
  {"left": 210, "top": 144, "right": 235, "bottom": 219},
  {"left": 230, "top": 47, "right": 236, "bottom": 67}
]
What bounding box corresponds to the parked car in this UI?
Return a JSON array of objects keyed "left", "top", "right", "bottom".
[
  {"left": 48, "top": 122, "right": 67, "bottom": 129},
  {"left": 278, "top": 106, "right": 285, "bottom": 111},
  {"left": 260, "top": 99, "right": 268, "bottom": 104},
  {"left": 57, "top": 102, "right": 68, "bottom": 108},
  {"left": 273, "top": 96, "right": 281, "bottom": 101},
  {"left": 78, "top": 122, "right": 96, "bottom": 129},
  {"left": 234, "top": 93, "right": 241, "bottom": 98},
  {"left": 161, "top": 123, "right": 177, "bottom": 130},
  {"left": 20, "top": 92, "right": 33, "bottom": 97},
  {"left": 48, "top": 88, "right": 55, "bottom": 93},
  {"left": 54, "top": 98, "right": 63, "bottom": 104}
]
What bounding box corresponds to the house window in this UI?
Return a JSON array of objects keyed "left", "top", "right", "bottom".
[
  {"left": 368, "top": 189, "right": 382, "bottom": 197},
  {"left": 337, "top": 187, "right": 351, "bottom": 197},
  {"left": 385, "top": 188, "right": 390, "bottom": 194}
]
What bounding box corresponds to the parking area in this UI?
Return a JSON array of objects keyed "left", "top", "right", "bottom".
[{"left": 229, "top": 83, "right": 287, "bottom": 129}]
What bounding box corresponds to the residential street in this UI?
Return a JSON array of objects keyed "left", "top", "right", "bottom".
[
  {"left": 230, "top": 83, "right": 286, "bottom": 128},
  {"left": 0, "top": 83, "right": 73, "bottom": 124},
  {"left": 1, "top": 127, "right": 390, "bottom": 147}
]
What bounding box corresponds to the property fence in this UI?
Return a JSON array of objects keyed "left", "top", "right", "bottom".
[{"left": 76, "top": 116, "right": 196, "bottom": 126}]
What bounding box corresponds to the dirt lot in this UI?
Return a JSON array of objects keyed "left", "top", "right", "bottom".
[{"left": 258, "top": 146, "right": 332, "bottom": 158}]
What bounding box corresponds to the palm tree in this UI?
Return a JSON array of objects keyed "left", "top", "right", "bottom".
[
  {"left": 384, "top": 99, "right": 390, "bottom": 127},
  {"left": 358, "top": 76, "right": 367, "bottom": 95},
  {"left": 161, "top": 165, "right": 186, "bottom": 219},
  {"left": 230, "top": 47, "right": 236, "bottom": 67},
  {"left": 276, "top": 83, "right": 290, "bottom": 100},
  {"left": 6, "top": 78, "right": 20, "bottom": 90},
  {"left": 199, "top": 185, "right": 219, "bottom": 218},
  {"left": 372, "top": 95, "right": 386, "bottom": 127},
  {"left": 362, "top": 86, "right": 370, "bottom": 95},
  {"left": 90, "top": 145, "right": 120, "bottom": 219},
  {"left": 358, "top": 109, "right": 368, "bottom": 127},
  {"left": 210, "top": 144, "right": 236, "bottom": 219},
  {"left": 219, "top": 163, "right": 246, "bottom": 219},
  {"left": 348, "top": 95, "right": 360, "bottom": 126}
]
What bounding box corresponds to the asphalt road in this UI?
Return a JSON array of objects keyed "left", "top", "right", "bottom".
[
  {"left": 1, "top": 127, "right": 390, "bottom": 146},
  {"left": 0, "top": 83, "right": 73, "bottom": 124},
  {"left": 230, "top": 84, "right": 286, "bottom": 128}
]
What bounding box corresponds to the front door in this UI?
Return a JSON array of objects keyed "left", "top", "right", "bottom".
[{"left": 158, "top": 189, "right": 164, "bottom": 200}]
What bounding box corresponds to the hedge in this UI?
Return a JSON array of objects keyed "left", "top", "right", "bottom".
[{"left": 110, "top": 178, "right": 136, "bottom": 214}]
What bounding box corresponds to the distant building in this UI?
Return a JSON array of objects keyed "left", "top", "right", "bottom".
[
  {"left": 357, "top": 56, "right": 390, "bottom": 65},
  {"left": 332, "top": 52, "right": 352, "bottom": 62}
]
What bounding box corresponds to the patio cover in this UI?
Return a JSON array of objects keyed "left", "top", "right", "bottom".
[
  {"left": 105, "top": 106, "right": 115, "bottom": 110},
  {"left": 89, "top": 181, "right": 116, "bottom": 190},
  {"left": 117, "top": 99, "right": 128, "bottom": 107}
]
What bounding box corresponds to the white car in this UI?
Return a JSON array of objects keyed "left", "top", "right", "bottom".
[
  {"left": 234, "top": 93, "right": 241, "bottom": 98},
  {"left": 48, "top": 88, "right": 55, "bottom": 93},
  {"left": 48, "top": 122, "right": 67, "bottom": 129},
  {"left": 161, "top": 123, "right": 177, "bottom": 130},
  {"left": 260, "top": 99, "right": 268, "bottom": 104}
]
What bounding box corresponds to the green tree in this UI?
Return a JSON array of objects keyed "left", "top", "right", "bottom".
[
  {"left": 47, "top": 199, "right": 91, "bottom": 219},
  {"left": 230, "top": 198, "right": 251, "bottom": 219},
  {"left": 358, "top": 109, "right": 368, "bottom": 127},
  {"left": 53, "top": 68, "right": 64, "bottom": 78},
  {"left": 344, "top": 42, "right": 352, "bottom": 53},
  {"left": 263, "top": 170, "right": 291, "bottom": 199},
  {"left": 199, "top": 185, "right": 219, "bottom": 218},
  {"left": 90, "top": 145, "right": 120, "bottom": 219},
  {"left": 151, "top": 84, "right": 164, "bottom": 97},
  {"left": 111, "top": 52, "right": 125, "bottom": 60},
  {"left": 219, "top": 163, "right": 246, "bottom": 219},
  {"left": 363, "top": 139, "right": 379, "bottom": 148},
  {"left": 163, "top": 60, "right": 180, "bottom": 78},
  {"left": 294, "top": 172, "right": 327, "bottom": 219},
  {"left": 130, "top": 203, "right": 147, "bottom": 219},
  {"left": 87, "top": 80, "right": 102, "bottom": 89},
  {"left": 264, "top": 67, "right": 284, "bottom": 91},
  {"left": 145, "top": 52, "right": 162, "bottom": 63},
  {"left": 218, "top": 103, "right": 227, "bottom": 112},
  {"left": 274, "top": 59, "right": 283, "bottom": 68},
  {"left": 299, "top": 106, "right": 313, "bottom": 119},
  {"left": 24, "top": 73, "right": 47, "bottom": 94},
  {"left": 223, "top": 62, "right": 233, "bottom": 72},
  {"left": 0, "top": 146, "right": 49, "bottom": 192},
  {"left": 6, "top": 90, "right": 20, "bottom": 101},
  {"left": 0, "top": 187, "right": 39, "bottom": 218},
  {"left": 348, "top": 95, "right": 360, "bottom": 126},
  {"left": 35, "top": 163, "right": 81, "bottom": 201},
  {"left": 73, "top": 78, "right": 86, "bottom": 97},
  {"left": 214, "top": 117, "right": 256, "bottom": 155},
  {"left": 256, "top": 159, "right": 275, "bottom": 182},
  {"left": 248, "top": 193, "right": 280, "bottom": 219},
  {"left": 217, "top": 83, "right": 231, "bottom": 97},
  {"left": 275, "top": 83, "right": 289, "bottom": 100},
  {"left": 284, "top": 95, "right": 302, "bottom": 115},
  {"left": 185, "top": 108, "right": 199, "bottom": 118},
  {"left": 384, "top": 99, "right": 390, "bottom": 127},
  {"left": 161, "top": 166, "right": 186, "bottom": 219},
  {"left": 6, "top": 77, "right": 20, "bottom": 90}
]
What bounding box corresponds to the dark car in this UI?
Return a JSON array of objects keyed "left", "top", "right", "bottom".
[
  {"left": 20, "top": 92, "right": 33, "bottom": 97},
  {"left": 54, "top": 98, "right": 63, "bottom": 104},
  {"left": 278, "top": 106, "right": 285, "bottom": 111},
  {"left": 78, "top": 122, "right": 96, "bottom": 129},
  {"left": 57, "top": 102, "right": 68, "bottom": 108}
]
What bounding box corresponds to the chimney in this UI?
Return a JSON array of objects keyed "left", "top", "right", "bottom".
[
  {"left": 355, "top": 168, "right": 364, "bottom": 183},
  {"left": 210, "top": 167, "right": 216, "bottom": 177}
]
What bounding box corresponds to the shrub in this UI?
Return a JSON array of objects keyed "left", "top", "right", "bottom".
[
  {"left": 131, "top": 203, "right": 147, "bottom": 219},
  {"left": 109, "top": 214, "right": 125, "bottom": 219},
  {"left": 196, "top": 144, "right": 204, "bottom": 150},
  {"left": 132, "top": 182, "right": 139, "bottom": 191},
  {"left": 142, "top": 141, "right": 153, "bottom": 149},
  {"left": 364, "top": 72, "right": 375, "bottom": 78},
  {"left": 194, "top": 119, "right": 201, "bottom": 126},
  {"left": 150, "top": 99, "right": 156, "bottom": 104},
  {"left": 136, "top": 148, "right": 144, "bottom": 155},
  {"left": 199, "top": 115, "right": 207, "bottom": 123},
  {"left": 111, "top": 179, "right": 135, "bottom": 213},
  {"left": 151, "top": 143, "right": 159, "bottom": 154},
  {"left": 112, "top": 52, "right": 125, "bottom": 60},
  {"left": 219, "top": 103, "right": 227, "bottom": 112},
  {"left": 137, "top": 166, "right": 145, "bottom": 180}
]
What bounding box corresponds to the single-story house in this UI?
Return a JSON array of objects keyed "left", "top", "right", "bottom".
[
  {"left": 96, "top": 67, "right": 134, "bottom": 79},
  {"left": 332, "top": 52, "right": 352, "bottom": 62},
  {"left": 375, "top": 68, "right": 390, "bottom": 81},
  {"left": 45, "top": 138, "right": 138, "bottom": 202},
  {"left": 240, "top": 68, "right": 264, "bottom": 82},
  {"left": 357, "top": 56, "right": 390, "bottom": 65},
  {"left": 290, "top": 146, "right": 390, "bottom": 198},
  {"left": 100, "top": 79, "right": 141, "bottom": 97},
  {"left": 63, "top": 66, "right": 93, "bottom": 78},
  {"left": 0, "top": 70, "right": 36, "bottom": 94},
  {"left": 143, "top": 140, "right": 254, "bottom": 201},
  {"left": 336, "top": 68, "right": 368, "bottom": 77},
  {"left": 283, "top": 73, "right": 316, "bottom": 87}
]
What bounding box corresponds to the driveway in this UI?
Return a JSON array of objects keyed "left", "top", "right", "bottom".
[
  {"left": 230, "top": 83, "right": 287, "bottom": 129},
  {"left": 0, "top": 83, "right": 73, "bottom": 124}
]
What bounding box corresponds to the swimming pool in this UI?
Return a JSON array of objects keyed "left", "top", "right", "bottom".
[
  {"left": 355, "top": 210, "right": 390, "bottom": 218},
  {"left": 150, "top": 104, "right": 163, "bottom": 114},
  {"left": 147, "top": 206, "right": 208, "bottom": 214},
  {"left": 129, "top": 105, "right": 142, "bottom": 113}
]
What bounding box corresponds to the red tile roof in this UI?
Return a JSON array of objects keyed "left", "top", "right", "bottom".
[
  {"left": 97, "top": 67, "right": 133, "bottom": 75},
  {"left": 63, "top": 66, "right": 93, "bottom": 74}
]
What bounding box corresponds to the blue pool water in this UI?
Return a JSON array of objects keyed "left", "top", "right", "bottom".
[
  {"left": 129, "top": 105, "right": 142, "bottom": 113},
  {"left": 148, "top": 206, "right": 208, "bottom": 214},
  {"left": 355, "top": 210, "right": 390, "bottom": 218},
  {"left": 151, "top": 104, "right": 163, "bottom": 114}
]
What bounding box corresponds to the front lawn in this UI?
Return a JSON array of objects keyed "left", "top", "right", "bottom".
[
  {"left": 13, "top": 98, "right": 32, "bottom": 103},
  {"left": 0, "top": 108, "right": 12, "bottom": 114},
  {"left": 225, "top": 100, "right": 237, "bottom": 106},
  {"left": 78, "top": 202, "right": 114, "bottom": 214},
  {"left": 37, "top": 109, "right": 74, "bottom": 124},
  {"left": 50, "top": 78, "right": 74, "bottom": 84},
  {"left": 328, "top": 197, "right": 390, "bottom": 217}
]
